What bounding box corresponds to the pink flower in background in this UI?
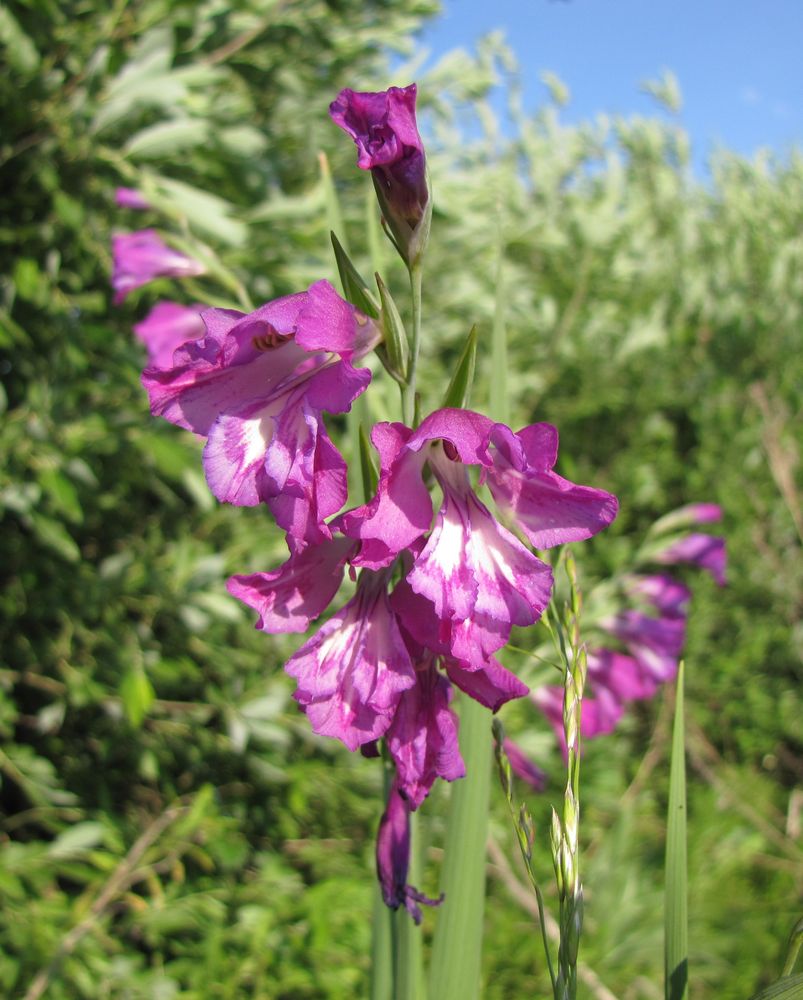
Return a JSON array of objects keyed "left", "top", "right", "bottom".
[
  {"left": 532, "top": 507, "right": 726, "bottom": 756},
  {"left": 330, "top": 84, "right": 429, "bottom": 259},
  {"left": 532, "top": 683, "right": 625, "bottom": 755},
  {"left": 142, "top": 280, "right": 380, "bottom": 550},
  {"left": 115, "top": 187, "right": 151, "bottom": 210},
  {"left": 133, "top": 302, "right": 206, "bottom": 368},
  {"left": 112, "top": 230, "right": 205, "bottom": 304},
  {"left": 655, "top": 532, "right": 727, "bottom": 585},
  {"left": 650, "top": 502, "right": 727, "bottom": 585}
]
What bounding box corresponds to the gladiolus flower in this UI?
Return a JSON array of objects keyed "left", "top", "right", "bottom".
[
  {"left": 338, "top": 408, "right": 618, "bottom": 668},
  {"left": 112, "top": 229, "right": 204, "bottom": 304},
  {"left": 142, "top": 280, "right": 380, "bottom": 550},
  {"left": 330, "top": 84, "right": 429, "bottom": 264},
  {"left": 654, "top": 532, "right": 727, "bottom": 585}
]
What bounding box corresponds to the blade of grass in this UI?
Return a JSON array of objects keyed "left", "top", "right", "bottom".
[
  {"left": 489, "top": 210, "right": 508, "bottom": 425},
  {"left": 747, "top": 974, "right": 803, "bottom": 1000},
  {"left": 428, "top": 695, "right": 492, "bottom": 1000},
  {"left": 665, "top": 661, "right": 688, "bottom": 1000},
  {"left": 318, "top": 151, "right": 348, "bottom": 255}
]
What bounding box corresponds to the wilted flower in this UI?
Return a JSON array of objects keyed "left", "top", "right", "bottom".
[
  {"left": 133, "top": 301, "right": 206, "bottom": 368},
  {"left": 330, "top": 84, "right": 429, "bottom": 264},
  {"left": 142, "top": 280, "right": 380, "bottom": 550},
  {"left": 376, "top": 782, "right": 442, "bottom": 924},
  {"left": 112, "top": 229, "right": 205, "bottom": 304}
]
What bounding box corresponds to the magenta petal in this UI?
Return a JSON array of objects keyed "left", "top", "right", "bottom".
[
  {"left": 407, "top": 481, "right": 553, "bottom": 665},
  {"left": 268, "top": 432, "right": 348, "bottom": 551},
  {"left": 293, "top": 279, "right": 380, "bottom": 356},
  {"left": 606, "top": 609, "right": 686, "bottom": 658},
  {"left": 625, "top": 574, "right": 691, "bottom": 619},
  {"left": 580, "top": 688, "right": 626, "bottom": 739},
  {"left": 285, "top": 573, "right": 416, "bottom": 751},
  {"left": 444, "top": 656, "right": 528, "bottom": 712},
  {"left": 203, "top": 393, "right": 284, "bottom": 506},
  {"left": 390, "top": 578, "right": 450, "bottom": 657},
  {"left": 133, "top": 301, "right": 206, "bottom": 369},
  {"left": 115, "top": 187, "right": 151, "bottom": 210},
  {"left": 386, "top": 660, "right": 464, "bottom": 809},
  {"left": 338, "top": 422, "right": 433, "bottom": 570},
  {"left": 406, "top": 408, "right": 495, "bottom": 466},
  {"left": 654, "top": 532, "right": 727, "bottom": 586},
  {"left": 227, "top": 536, "right": 355, "bottom": 633},
  {"left": 143, "top": 334, "right": 304, "bottom": 436},
  {"left": 586, "top": 649, "right": 659, "bottom": 702},
  {"left": 142, "top": 288, "right": 332, "bottom": 435},
  {"left": 330, "top": 84, "right": 428, "bottom": 228},
  {"left": 486, "top": 422, "right": 619, "bottom": 549}
]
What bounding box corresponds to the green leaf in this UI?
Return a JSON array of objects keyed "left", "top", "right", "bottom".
[
  {"left": 441, "top": 325, "right": 478, "bottom": 410},
  {"left": 488, "top": 233, "right": 508, "bottom": 424},
  {"left": 29, "top": 513, "right": 81, "bottom": 563},
  {"left": 358, "top": 423, "right": 379, "bottom": 502},
  {"left": 48, "top": 822, "right": 106, "bottom": 859},
  {"left": 39, "top": 468, "right": 83, "bottom": 524},
  {"left": 429, "top": 695, "right": 491, "bottom": 1000},
  {"left": 748, "top": 975, "right": 803, "bottom": 1000},
  {"left": 153, "top": 176, "right": 247, "bottom": 246},
  {"left": 665, "top": 661, "right": 688, "bottom": 1000},
  {"left": 0, "top": 6, "right": 40, "bottom": 73},
  {"left": 318, "top": 151, "right": 348, "bottom": 254},
  {"left": 375, "top": 273, "right": 409, "bottom": 385},
  {"left": 331, "top": 232, "right": 380, "bottom": 318},
  {"left": 125, "top": 118, "right": 208, "bottom": 159},
  {"left": 120, "top": 666, "right": 156, "bottom": 728}
]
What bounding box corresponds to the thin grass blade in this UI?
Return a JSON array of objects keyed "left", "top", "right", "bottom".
[{"left": 665, "top": 661, "right": 688, "bottom": 1000}]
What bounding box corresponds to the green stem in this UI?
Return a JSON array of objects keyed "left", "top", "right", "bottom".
[
  {"left": 371, "top": 881, "right": 393, "bottom": 1000},
  {"left": 428, "top": 695, "right": 491, "bottom": 1000},
  {"left": 401, "top": 265, "right": 423, "bottom": 426},
  {"left": 393, "top": 809, "right": 425, "bottom": 1000}
]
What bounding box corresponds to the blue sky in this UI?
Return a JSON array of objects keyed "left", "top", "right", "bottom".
[{"left": 418, "top": 0, "right": 802, "bottom": 171}]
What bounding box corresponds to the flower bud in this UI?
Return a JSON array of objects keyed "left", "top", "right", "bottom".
[{"left": 330, "top": 84, "right": 431, "bottom": 266}]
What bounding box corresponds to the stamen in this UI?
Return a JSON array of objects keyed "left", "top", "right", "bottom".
[
  {"left": 442, "top": 440, "right": 459, "bottom": 462},
  {"left": 252, "top": 323, "right": 292, "bottom": 351}
]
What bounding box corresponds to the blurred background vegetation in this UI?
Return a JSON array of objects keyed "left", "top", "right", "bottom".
[{"left": 1, "top": 1, "right": 800, "bottom": 997}]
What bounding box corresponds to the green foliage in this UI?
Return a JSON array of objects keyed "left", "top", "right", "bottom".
[{"left": 1, "top": 4, "right": 800, "bottom": 998}]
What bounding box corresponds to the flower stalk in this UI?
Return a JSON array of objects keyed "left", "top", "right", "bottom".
[{"left": 552, "top": 553, "right": 586, "bottom": 1000}]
